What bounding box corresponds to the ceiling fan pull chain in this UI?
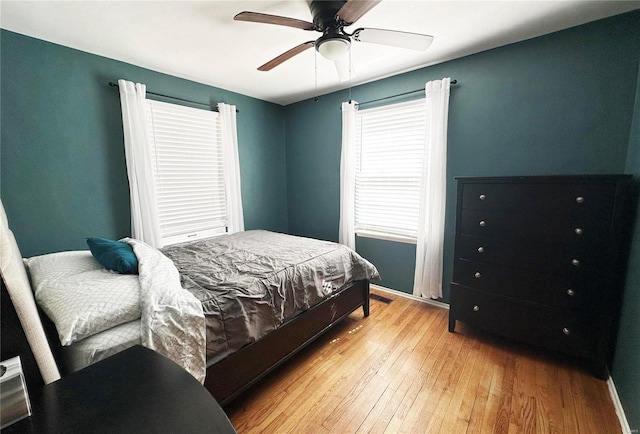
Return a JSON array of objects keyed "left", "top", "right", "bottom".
[
  {"left": 314, "top": 47, "right": 319, "bottom": 103},
  {"left": 348, "top": 48, "right": 353, "bottom": 103}
]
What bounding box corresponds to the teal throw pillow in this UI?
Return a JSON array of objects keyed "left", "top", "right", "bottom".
[{"left": 86, "top": 237, "right": 138, "bottom": 274}]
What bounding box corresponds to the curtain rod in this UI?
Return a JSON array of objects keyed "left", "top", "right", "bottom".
[
  {"left": 108, "top": 82, "right": 238, "bottom": 113},
  {"left": 354, "top": 79, "right": 457, "bottom": 107}
]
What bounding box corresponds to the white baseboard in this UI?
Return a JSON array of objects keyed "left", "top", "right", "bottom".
[
  {"left": 608, "top": 376, "right": 632, "bottom": 434},
  {"left": 370, "top": 283, "right": 449, "bottom": 310}
]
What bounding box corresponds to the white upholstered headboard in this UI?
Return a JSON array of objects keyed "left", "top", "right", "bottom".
[{"left": 0, "top": 199, "right": 60, "bottom": 384}]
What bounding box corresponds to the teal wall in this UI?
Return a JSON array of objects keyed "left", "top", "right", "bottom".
[
  {"left": 1, "top": 30, "right": 288, "bottom": 257},
  {"left": 612, "top": 56, "right": 640, "bottom": 432},
  {"left": 284, "top": 11, "right": 640, "bottom": 298},
  {"left": 2, "top": 10, "right": 640, "bottom": 431}
]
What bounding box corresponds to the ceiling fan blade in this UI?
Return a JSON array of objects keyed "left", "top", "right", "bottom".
[
  {"left": 353, "top": 28, "right": 434, "bottom": 51},
  {"left": 258, "top": 41, "right": 316, "bottom": 71},
  {"left": 234, "top": 11, "right": 315, "bottom": 31},
  {"left": 335, "top": 56, "right": 356, "bottom": 82},
  {"left": 336, "top": 0, "right": 382, "bottom": 25}
]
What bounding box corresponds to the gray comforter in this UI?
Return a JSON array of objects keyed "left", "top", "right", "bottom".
[{"left": 161, "top": 230, "right": 379, "bottom": 365}]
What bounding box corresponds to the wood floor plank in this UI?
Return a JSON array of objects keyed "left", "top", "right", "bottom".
[
  {"left": 476, "top": 345, "right": 509, "bottom": 434},
  {"left": 558, "top": 364, "right": 581, "bottom": 434},
  {"left": 358, "top": 359, "right": 421, "bottom": 433},
  {"left": 464, "top": 340, "right": 497, "bottom": 434},
  {"left": 355, "top": 385, "right": 397, "bottom": 434},
  {"left": 375, "top": 304, "right": 440, "bottom": 381},
  {"left": 535, "top": 358, "right": 564, "bottom": 434},
  {"left": 431, "top": 332, "right": 481, "bottom": 433},
  {"left": 232, "top": 349, "right": 341, "bottom": 432},
  {"left": 225, "top": 289, "right": 623, "bottom": 434},
  {"left": 421, "top": 334, "right": 471, "bottom": 433},
  {"left": 508, "top": 354, "right": 538, "bottom": 434},
  {"left": 328, "top": 374, "right": 389, "bottom": 433},
  {"left": 570, "top": 368, "right": 620, "bottom": 434},
  {"left": 491, "top": 349, "right": 516, "bottom": 434},
  {"left": 452, "top": 336, "right": 493, "bottom": 432},
  {"left": 382, "top": 365, "right": 428, "bottom": 433},
  {"left": 397, "top": 316, "right": 467, "bottom": 432},
  {"left": 283, "top": 342, "right": 383, "bottom": 433}
]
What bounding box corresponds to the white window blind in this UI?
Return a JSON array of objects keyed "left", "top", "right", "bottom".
[
  {"left": 355, "top": 98, "right": 426, "bottom": 242},
  {"left": 145, "top": 100, "right": 227, "bottom": 245}
]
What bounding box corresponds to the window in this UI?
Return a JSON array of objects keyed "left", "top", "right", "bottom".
[
  {"left": 145, "top": 100, "right": 227, "bottom": 245},
  {"left": 354, "top": 98, "right": 426, "bottom": 243}
]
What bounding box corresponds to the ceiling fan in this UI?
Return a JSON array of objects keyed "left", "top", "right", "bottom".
[{"left": 234, "top": 0, "right": 434, "bottom": 79}]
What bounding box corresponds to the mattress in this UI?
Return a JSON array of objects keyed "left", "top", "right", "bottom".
[{"left": 61, "top": 320, "right": 141, "bottom": 373}]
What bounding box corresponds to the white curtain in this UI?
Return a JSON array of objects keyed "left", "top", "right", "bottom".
[
  {"left": 413, "top": 78, "right": 451, "bottom": 299},
  {"left": 339, "top": 101, "right": 358, "bottom": 250},
  {"left": 218, "top": 103, "right": 245, "bottom": 233},
  {"left": 118, "top": 79, "right": 162, "bottom": 248}
]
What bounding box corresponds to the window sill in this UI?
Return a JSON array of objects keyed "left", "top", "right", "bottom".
[
  {"left": 162, "top": 227, "right": 227, "bottom": 246},
  {"left": 355, "top": 230, "right": 417, "bottom": 245}
]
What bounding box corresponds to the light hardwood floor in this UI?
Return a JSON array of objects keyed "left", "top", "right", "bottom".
[{"left": 225, "top": 288, "right": 621, "bottom": 433}]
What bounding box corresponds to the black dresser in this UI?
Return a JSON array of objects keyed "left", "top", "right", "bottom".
[{"left": 448, "top": 175, "right": 634, "bottom": 378}]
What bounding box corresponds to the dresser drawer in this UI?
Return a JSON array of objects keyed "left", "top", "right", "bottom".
[
  {"left": 455, "top": 234, "right": 610, "bottom": 275},
  {"left": 450, "top": 284, "right": 597, "bottom": 358},
  {"left": 452, "top": 258, "right": 597, "bottom": 310},
  {"left": 459, "top": 209, "right": 612, "bottom": 244},
  {"left": 461, "top": 182, "right": 616, "bottom": 216},
  {"left": 450, "top": 283, "right": 512, "bottom": 334}
]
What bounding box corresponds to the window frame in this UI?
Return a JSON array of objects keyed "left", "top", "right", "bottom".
[
  {"left": 145, "top": 99, "right": 228, "bottom": 246},
  {"left": 354, "top": 98, "right": 426, "bottom": 244}
]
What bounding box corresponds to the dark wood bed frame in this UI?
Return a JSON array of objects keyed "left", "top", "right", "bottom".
[
  {"left": 40, "top": 279, "right": 370, "bottom": 406},
  {"left": 2, "top": 206, "right": 371, "bottom": 404},
  {"left": 205, "top": 279, "right": 370, "bottom": 406}
]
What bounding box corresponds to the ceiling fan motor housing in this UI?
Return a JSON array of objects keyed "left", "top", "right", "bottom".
[
  {"left": 310, "top": 0, "right": 349, "bottom": 31},
  {"left": 310, "top": 0, "right": 352, "bottom": 60}
]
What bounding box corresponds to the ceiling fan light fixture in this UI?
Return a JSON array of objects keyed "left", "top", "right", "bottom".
[{"left": 316, "top": 34, "right": 351, "bottom": 60}]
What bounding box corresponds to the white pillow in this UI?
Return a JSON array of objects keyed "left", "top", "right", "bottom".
[{"left": 24, "top": 251, "right": 141, "bottom": 345}]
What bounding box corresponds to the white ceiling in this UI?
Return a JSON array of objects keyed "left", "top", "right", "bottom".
[{"left": 2, "top": 1, "right": 638, "bottom": 106}]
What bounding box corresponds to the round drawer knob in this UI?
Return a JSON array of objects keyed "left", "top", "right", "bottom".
[
  {"left": 574, "top": 227, "right": 583, "bottom": 235},
  {"left": 575, "top": 196, "right": 584, "bottom": 203},
  {"left": 479, "top": 220, "right": 486, "bottom": 227},
  {"left": 567, "top": 289, "right": 575, "bottom": 296},
  {"left": 571, "top": 259, "right": 580, "bottom": 266},
  {"left": 474, "top": 272, "right": 482, "bottom": 279},
  {"left": 473, "top": 305, "right": 480, "bottom": 312},
  {"left": 479, "top": 194, "right": 486, "bottom": 200},
  {"left": 477, "top": 246, "right": 485, "bottom": 253},
  {"left": 562, "top": 327, "right": 571, "bottom": 335}
]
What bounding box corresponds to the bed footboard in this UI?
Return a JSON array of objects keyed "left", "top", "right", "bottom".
[{"left": 204, "top": 279, "right": 370, "bottom": 406}]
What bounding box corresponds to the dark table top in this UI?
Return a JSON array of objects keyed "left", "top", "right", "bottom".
[{"left": 3, "top": 345, "right": 236, "bottom": 433}]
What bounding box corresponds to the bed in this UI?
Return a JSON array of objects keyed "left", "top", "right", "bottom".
[{"left": 11, "top": 226, "right": 379, "bottom": 405}]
